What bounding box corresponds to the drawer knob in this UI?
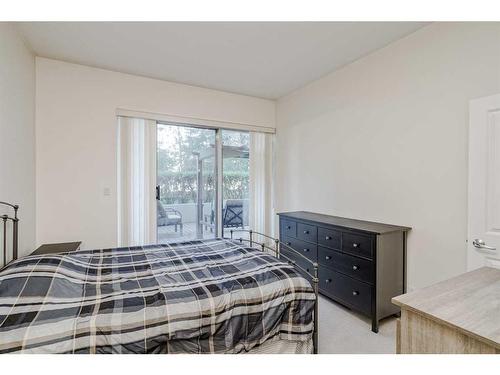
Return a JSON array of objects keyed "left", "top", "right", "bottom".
[
  {"left": 325, "top": 279, "right": 332, "bottom": 283},
  {"left": 352, "top": 243, "right": 359, "bottom": 248},
  {"left": 352, "top": 265, "right": 359, "bottom": 270},
  {"left": 287, "top": 226, "right": 291, "bottom": 230},
  {"left": 325, "top": 236, "right": 331, "bottom": 240},
  {"left": 303, "top": 248, "right": 310, "bottom": 252},
  {"left": 325, "top": 256, "right": 331, "bottom": 260},
  {"left": 303, "top": 230, "right": 309, "bottom": 234},
  {"left": 352, "top": 291, "right": 359, "bottom": 296}
]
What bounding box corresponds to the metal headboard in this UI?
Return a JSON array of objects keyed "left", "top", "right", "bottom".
[
  {"left": 225, "top": 229, "right": 319, "bottom": 354},
  {"left": 0, "top": 201, "right": 19, "bottom": 268}
]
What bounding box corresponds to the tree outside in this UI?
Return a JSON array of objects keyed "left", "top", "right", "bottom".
[{"left": 157, "top": 125, "right": 249, "bottom": 205}]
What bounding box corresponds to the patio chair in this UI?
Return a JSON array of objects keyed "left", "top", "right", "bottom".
[
  {"left": 203, "top": 199, "right": 248, "bottom": 232},
  {"left": 157, "top": 201, "right": 183, "bottom": 235},
  {"left": 222, "top": 199, "right": 244, "bottom": 228}
]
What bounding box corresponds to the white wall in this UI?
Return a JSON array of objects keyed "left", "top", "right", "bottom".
[
  {"left": 0, "top": 23, "right": 36, "bottom": 257},
  {"left": 276, "top": 23, "right": 500, "bottom": 290},
  {"left": 36, "top": 58, "right": 275, "bottom": 249}
]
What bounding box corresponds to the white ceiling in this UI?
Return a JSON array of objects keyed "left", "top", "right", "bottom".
[{"left": 16, "top": 22, "right": 428, "bottom": 99}]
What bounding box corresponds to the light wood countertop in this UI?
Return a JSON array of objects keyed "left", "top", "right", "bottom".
[{"left": 392, "top": 267, "right": 500, "bottom": 350}]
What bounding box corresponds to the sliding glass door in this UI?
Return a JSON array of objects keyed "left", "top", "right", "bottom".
[
  {"left": 154, "top": 122, "right": 259, "bottom": 243},
  {"left": 156, "top": 123, "right": 216, "bottom": 242}
]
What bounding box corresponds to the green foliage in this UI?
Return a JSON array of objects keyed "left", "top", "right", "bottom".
[{"left": 157, "top": 126, "right": 249, "bottom": 205}]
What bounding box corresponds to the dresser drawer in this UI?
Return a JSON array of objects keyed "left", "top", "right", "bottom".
[
  {"left": 319, "top": 267, "right": 372, "bottom": 315},
  {"left": 318, "top": 227, "right": 341, "bottom": 250},
  {"left": 282, "top": 236, "right": 317, "bottom": 262},
  {"left": 281, "top": 219, "right": 297, "bottom": 238},
  {"left": 297, "top": 222, "right": 317, "bottom": 243},
  {"left": 342, "top": 232, "right": 374, "bottom": 259},
  {"left": 318, "top": 247, "right": 373, "bottom": 284}
]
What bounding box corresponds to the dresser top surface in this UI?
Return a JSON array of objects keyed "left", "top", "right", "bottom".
[
  {"left": 277, "top": 211, "right": 411, "bottom": 234},
  {"left": 392, "top": 267, "right": 500, "bottom": 348}
]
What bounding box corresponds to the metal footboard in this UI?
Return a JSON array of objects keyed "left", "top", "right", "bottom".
[
  {"left": 224, "top": 229, "right": 319, "bottom": 354},
  {"left": 0, "top": 201, "right": 19, "bottom": 269}
]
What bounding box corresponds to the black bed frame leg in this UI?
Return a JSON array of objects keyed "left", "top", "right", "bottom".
[{"left": 312, "top": 262, "right": 319, "bottom": 354}]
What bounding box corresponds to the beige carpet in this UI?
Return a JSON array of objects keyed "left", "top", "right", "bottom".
[{"left": 318, "top": 296, "right": 397, "bottom": 354}]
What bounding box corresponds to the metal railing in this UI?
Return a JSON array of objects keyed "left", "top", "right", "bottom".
[
  {"left": 225, "top": 228, "right": 319, "bottom": 354},
  {"left": 0, "top": 201, "right": 19, "bottom": 268}
]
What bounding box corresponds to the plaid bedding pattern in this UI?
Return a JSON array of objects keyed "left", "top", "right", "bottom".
[{"left": 0, "top": 239, "right": 315, "bottom": 354}]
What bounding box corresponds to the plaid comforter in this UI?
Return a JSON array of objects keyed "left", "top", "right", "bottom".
[{"left": 0, "top": 239, "right": 314, "bottom": 354}]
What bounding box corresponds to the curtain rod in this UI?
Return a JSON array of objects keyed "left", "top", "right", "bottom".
[{"left": 116, "top": 109, "right": 276, "bottom": 134}]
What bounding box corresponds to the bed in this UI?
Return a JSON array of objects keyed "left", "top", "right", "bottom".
[{"left": 0, "top": 207, "right": 318, "bottom": 354}]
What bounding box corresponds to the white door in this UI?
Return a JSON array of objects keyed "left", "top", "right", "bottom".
[{"left": 468, "top": 94, "right": 500, "bottom": 270}]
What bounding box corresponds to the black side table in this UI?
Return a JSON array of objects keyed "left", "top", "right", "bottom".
[{"left": 32, "top": 241, "right": 82, "bottom": 256}]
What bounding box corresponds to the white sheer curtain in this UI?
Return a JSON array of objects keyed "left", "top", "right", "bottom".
[
  {"left": 117, "top": 116, "right": 157, "bottom": 246},
  {"left": 249, "top": 132, "right": 275, "bottom": 238}
]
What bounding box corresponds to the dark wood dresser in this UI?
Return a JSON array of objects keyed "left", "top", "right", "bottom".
[{"left": 278, "top": 211, "right": 410, "bottom": 332}]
